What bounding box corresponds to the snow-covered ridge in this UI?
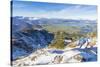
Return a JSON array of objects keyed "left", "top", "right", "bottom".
[
  {"left": 12, "top": 44, "right": 97, "bottom": 67},
  {"left": 12, "top": 47, "right": 81, "bottom": 66}
]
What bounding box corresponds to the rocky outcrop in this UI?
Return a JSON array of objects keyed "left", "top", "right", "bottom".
[{"left": 11, "top": 29, "right": 54, "bottom": 60}]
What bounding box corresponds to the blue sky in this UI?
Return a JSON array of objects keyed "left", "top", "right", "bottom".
[{"left": 12, "top": 1, "right": 97, "bottom": 20}]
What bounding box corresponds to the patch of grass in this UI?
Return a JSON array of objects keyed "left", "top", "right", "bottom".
[
  {"left": 48, "top": 30, "right": 97, "bottom": 49},
  {"left": 48, "top": 30, "right": 82, "bottom": 49}
]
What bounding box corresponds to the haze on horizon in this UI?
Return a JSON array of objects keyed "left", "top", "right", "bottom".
[{"left": 12, "top": 1, "right": 97, "bottom": 20}]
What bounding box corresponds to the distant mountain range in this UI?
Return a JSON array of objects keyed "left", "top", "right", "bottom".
[
  {"left": 11, "top": 16, "right": 97, "bottom": 32},
  {"left": 12, "top": 16, "right": 96, "bottom": 25}
]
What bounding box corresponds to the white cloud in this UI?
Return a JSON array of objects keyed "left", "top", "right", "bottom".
[
  {"left": 13, "top": 4, "right": 97, "bottom": 20},
  {"left": 30, "top": 5, "right": 97, "bottom": 20}
]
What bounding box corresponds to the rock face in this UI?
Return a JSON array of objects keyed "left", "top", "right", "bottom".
[
  {"left": 12, "top": 29, "right": 54, "bottom": 61},
  {"left": 11, "top": 16, "right": 54, "bottom": 60}
]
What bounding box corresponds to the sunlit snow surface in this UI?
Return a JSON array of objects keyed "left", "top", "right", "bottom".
[{"left": 12, "top": 47, "right": 97, "bottom": 66}]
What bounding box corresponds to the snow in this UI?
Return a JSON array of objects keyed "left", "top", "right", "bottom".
[
  {"left": 12, "top": 47, "right": 83, "bottom": 66},
  {"left": 34, "top": 55, "right": 53, "bottom": 64},
  {"left": 64, "top": 40, "right": 72, "bottom": 43},
  {"left": 61, "top": 50, "right": 81, "bottom": 63},
  {"left": 29, "top": 17, "right": 40, "bottom": 20},
  {"left": 12, "top": 43, "right": 97, "bottom": 66}
]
